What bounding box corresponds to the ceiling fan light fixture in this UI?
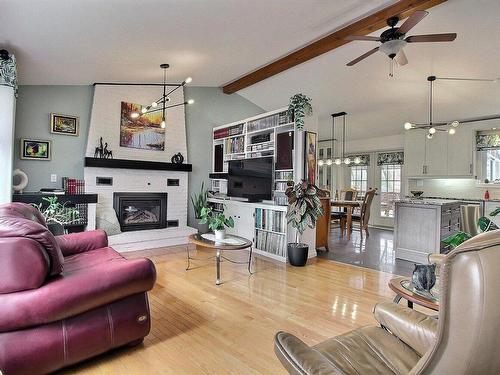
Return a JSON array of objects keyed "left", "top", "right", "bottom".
[{"left": 379, "top": 39, "right": 407, "bottom": 58}]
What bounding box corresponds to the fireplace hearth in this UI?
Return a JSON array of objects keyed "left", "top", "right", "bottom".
[{"left": 113, "top": 192, "right": 167, "bottom": 231}]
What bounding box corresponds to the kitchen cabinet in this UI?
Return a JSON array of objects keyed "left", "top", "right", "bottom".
[{"left": 404, "top": 127, "right": 474, "bottom": 178}]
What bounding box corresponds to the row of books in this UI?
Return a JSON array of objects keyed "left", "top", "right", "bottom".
[
  {"left": 275, "top": 171, "right": 293, "bottom": 180},
  {"left": 246, "top": 140, "right": 273, "bottom": 152},
  {"left": 273, "top": 194, "right": 288, "bottom": 206},
  {"left": 275, "top": 181, "right": 289, "bottom": 192},
  {"left": 245, "top": 150, "right": 274, "bottom": 158},
  {"left": 224, "top": 136, "right": 244, "bottom": 154},
  {"left": 255, "top": 208, "right": 285, "bottom": 233},
  {"left": 247, "top": 111, "right": 290, "bottom": 133},
  {"left": 214, "top": 123, "right": 244, "bottom": 139},
  {"left": 255, "top": 229, "right": 286, "bottom": 257},
  {"left": 62, "top": 177, "right": 85, "bottom": 194}
]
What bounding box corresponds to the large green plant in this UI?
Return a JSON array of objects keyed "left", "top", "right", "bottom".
[
  {"left": 199, "top": 206, "right": 234, "bottom": 232},
  {"left": 191, "top": 182, "right": 208, "bottom": 220},
  {"left": 32, "top": 196, "right": 80, "bottom": 225},
  {"left": 288, "top": 93, "right": 312, "bottom": 131},
  {"left": 285, "top": 180, "right": 325, "bottom": 244}
]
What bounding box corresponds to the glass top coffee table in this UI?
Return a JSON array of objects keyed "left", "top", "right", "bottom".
[
  {"left": 389, "top": 276, "right": 439, "bottom": 311},
  {"left": 187, "top": 233, "right": 253, "bottom": 286}
]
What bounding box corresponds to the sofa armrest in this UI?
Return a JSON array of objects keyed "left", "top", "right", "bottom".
[
  {"left": 373, "top": 301, "right": 437, "bottom": 356},
  {"left": 274, "top": 332, "right": 339, "bottom": 375},
  {"left": 56, "top": 230, "right": 108, "bottom": 256}
]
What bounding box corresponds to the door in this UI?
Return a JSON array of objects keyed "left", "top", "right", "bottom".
[
  {"left": 404, "top": 130, "right": 426, "bottom": 177},
  {"left": 374, "top": 162, "right": 403, "bottom": 228}
]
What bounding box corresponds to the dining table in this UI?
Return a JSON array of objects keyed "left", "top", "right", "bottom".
[{"left": 331, "top": 199, "right": 361, "bottom": 240}]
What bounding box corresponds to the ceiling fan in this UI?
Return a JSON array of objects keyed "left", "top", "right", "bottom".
[{"left": 345, "top": 10, "right": 457, "bottom": 67}]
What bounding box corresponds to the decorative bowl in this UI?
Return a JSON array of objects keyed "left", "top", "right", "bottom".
[{"left": 410, "top": 190, "right": 424, "bottom": 198}]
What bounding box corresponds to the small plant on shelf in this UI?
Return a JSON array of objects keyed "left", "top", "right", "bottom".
[
  {"left": 191, "top": 182, "right": 209, "bottom": 233},
  {"left": 199, "top": 206, "right": 234, "bottom": 240},
  {"left": 285, "top": 180, "right": 325, "bottom": 266},
  {"left": 288, "top": 93, "right": 312, "bottom": 131},
  {"left": 32, "top": 196, "right": 80, "bottom": 235}
]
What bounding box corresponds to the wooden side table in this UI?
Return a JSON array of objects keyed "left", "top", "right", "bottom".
[
  {"left": 187, "top": 233, "right": 253, "bottom": 285},
  {"left": 389, "top": 276, "right": 439, "bottom": 311}
]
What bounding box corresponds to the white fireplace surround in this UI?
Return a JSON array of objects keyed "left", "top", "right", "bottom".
[{"left": 84, "top": 85, "right": 195, "bottom": 251}]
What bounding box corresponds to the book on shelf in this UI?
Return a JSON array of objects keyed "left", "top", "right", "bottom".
[
  {"left": 255, "top": 229, "right": 286, "bottom": 257},
  {"left": 214, "top": 123, "right": 244, "bottom": 139},
  {"left": 275, "top": 181, "right": 289, "bottom": 192},
  {"left": 255, "top": 208, "right": 285, "bottom": 233},
  {"left": 247, "top": 111, "right": 291, "bottom": 133},
  {"left": 224, "top": 136, "right": 244, "bottom": 154},
  {"left": 62, "top": 177, "right": 85, "bottom": 194},
  {"left": 273, "top": 194, "right": 288, "bottom": 206}
]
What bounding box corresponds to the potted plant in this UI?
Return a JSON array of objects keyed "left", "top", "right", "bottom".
[
  {"left": 199, "top": 206, "right": 234, "bottom": 241},
  {"left": 288, "top": 93, "right": 312, "bottom": 131},
  {"left": 191, "top": 182, "right": 209, "bottom": 233},
  {"left": 32, "top": 196, "right": 80, "bottom": 236},
  {"left": 285, "top": 180, "right": 325, "bottom": 266}
]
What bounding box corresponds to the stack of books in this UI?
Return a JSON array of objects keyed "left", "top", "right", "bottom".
[{"left": 62, "top": 178, "right": 85, "bottom": 194}]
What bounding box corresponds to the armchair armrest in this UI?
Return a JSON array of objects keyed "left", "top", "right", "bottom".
[
  {"left": 428, "top": 253, "right": 445, "bottom": 265},
  {"left": 274, "top": 332, "right": 338, "bottom": 375},
  {"left": 373, "top": 302, "right": 437, "bottom": 356},
  {"left": 56, "top": 229, "right": 108, "bottom": 256}
]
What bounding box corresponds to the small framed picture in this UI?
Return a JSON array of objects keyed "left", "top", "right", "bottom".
[
  {"left": 20, "top": 139, "right": 51, "bottom": 161},
  {"left": 50, "top": 113, "right": 79, "bottom": 136},
  {"left": 304, "top": 131, "right": 317, "bottom": 184}
]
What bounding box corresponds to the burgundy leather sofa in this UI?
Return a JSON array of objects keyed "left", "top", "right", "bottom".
[{"left": 0, "top": 203, "right": 156, "bottom": 375}]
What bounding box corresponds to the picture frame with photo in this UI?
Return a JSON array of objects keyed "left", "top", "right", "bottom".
[
  {"left": 20, "top": 138, "right": 51, "bottom": 161},
  {"left": 50, "top": 113, "right": 79, "bottom": 136},
  {"left": 304, "top": 131, "right": 317, "bottom": 184}
]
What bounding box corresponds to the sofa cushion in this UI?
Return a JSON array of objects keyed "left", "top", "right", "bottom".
[
  {"left": 0, "top": 246, "right": 156, "bottom": 332},
  {"left": 0, "top": 202, "right": 47, "bottom": 227}
]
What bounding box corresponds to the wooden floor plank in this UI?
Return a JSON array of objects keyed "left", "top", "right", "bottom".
[{"left": 57, "top": 245, "right": 398, "bottom": 375}]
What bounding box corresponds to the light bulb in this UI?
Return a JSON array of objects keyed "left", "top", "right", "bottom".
[
  {"left": 448, "top": 128, "right": 456, "bottom": 135},
  {"left": 326, "top": 159, "right": 333, "bottom": 166},
  {"left": 429, "top": 127, "right": 436, "bottom": 134},
  {"left": 451, "top": 120, "right": 459, "bottom": 127},
  {"left": 344, "top": 157, "right": 351, "bottom": 165},
  {"left": 166, "top": 96, "right": 171, "bottom": 102},
  {"left": 404, "top": 122, "right": 413, "bottom": 130},
  {"left": 427, "top": 133, "right": 433, "bottom": 139},
  {"left": 141, "top": 107, "right": 147, "bottom": 114},
  {"left": 151, "top": 102, "right": 158, "bottom": 108},
  {"left": 184, "top": 77, "right": 192, "bottom": 84},
  {"left": 187, "top": 99, "right": 195, "bottom": 105},
  {"left": 318, "top": 160, "right": 324, "bottom": 167},
  {"left": 354, "top": 156, "right": 361, "bottom": 164},
  {"left": 130, "top": 112, "right": 140, "bottom": 119},
  {"left": 161, "top": 120, "right": 166, "bottom": 129},
  {"left": 334, "top": 159, "right": 342, "bottom": 165}
]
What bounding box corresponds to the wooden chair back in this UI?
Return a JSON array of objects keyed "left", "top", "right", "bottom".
[
  {"left": 360, "top": 188, "right": 377, "bottom": 227},
  {"left": 340, "top": 188, "right": 358, "bottom": 201}
]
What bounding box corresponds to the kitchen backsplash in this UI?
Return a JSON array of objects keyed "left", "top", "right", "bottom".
[{"left": 408, "top": 178, "right": 500, "bottom": 200}]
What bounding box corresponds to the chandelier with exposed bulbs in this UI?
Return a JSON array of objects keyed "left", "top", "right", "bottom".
[{"left": 130, "top": 64, "right": 194, "bottom": 128}]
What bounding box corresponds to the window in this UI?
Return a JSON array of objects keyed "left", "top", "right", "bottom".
[
  {"left": 380, "top": 164, "right": 402, "bottom": 218},
  {"left": 485, "top": 149, "right": 500, "bottom": 183},
  {"left": 350, "top": 166, "right": 368, "bottom": 198}
]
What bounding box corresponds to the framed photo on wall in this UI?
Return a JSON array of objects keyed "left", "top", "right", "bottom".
[
  {"left": 20, "top": 138, "right": 51, "bottom": 161},
  {"left": 50, "top": 113, "right": 79, "bottom": 136},
  {"left": 304, "top": 131, "right": 317, "bottom": 184}
]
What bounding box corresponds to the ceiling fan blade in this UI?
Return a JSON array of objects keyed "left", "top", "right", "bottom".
[
  {"left": 398, "top": 10, "right": 428, "bottom": 34},
  {"left": 406, "top": 33, "right": 457, "bottom": 43},
  {"left": 395, "top": 50, "right": 408, "bottom": 66},
  {"left": 345, "top": 35, "right": 381, "bottom": 42},
  {"left": 346, "top": 47, "right": 379, "bottom": 66}
]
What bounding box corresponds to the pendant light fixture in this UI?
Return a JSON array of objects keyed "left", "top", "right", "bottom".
[{"left": 130, "top": 64, "right": 194, "bottom": 128}]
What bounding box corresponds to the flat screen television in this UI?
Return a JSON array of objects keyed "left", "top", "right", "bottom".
[{"left": 228, "top": 157, "right": 273, "bottom": 201}]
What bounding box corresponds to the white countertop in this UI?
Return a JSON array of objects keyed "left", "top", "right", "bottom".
[{"left": 396, "top": 198, "right": 462, "bottom": 206}]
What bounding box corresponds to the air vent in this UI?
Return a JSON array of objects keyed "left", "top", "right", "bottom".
[
  {"left": 166, "top": 220, "right": 179, "bottom": 227},
  {"left": 96, "top": 177, "right": 113, "bottom": 186},
  {"left": 167, "top": 179, "right": 179, "bottom": 186}
]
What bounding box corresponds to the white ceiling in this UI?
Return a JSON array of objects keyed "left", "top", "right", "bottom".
[{"left": 2, "top": 0, "right": 500, "bottom": 140}]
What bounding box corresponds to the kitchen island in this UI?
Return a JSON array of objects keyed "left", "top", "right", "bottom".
[{"left": 394, "top": 199, "right": 463, "bottom": 263}]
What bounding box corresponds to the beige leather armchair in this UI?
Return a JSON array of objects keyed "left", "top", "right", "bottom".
[{"left": 275, "top": 229, "right": 500, "bottom": 374}]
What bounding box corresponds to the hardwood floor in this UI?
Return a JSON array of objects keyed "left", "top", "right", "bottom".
[{"left": 58, "top": 245, "right": 400, "bottom": 375}]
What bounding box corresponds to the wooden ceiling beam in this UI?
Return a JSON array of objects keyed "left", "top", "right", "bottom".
[{"left": 222, "top": 0, "right": 447, "bottom": 94}]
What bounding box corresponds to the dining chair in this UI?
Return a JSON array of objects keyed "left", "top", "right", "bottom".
[
  {"left": 331, "top": 188, "right": 358, "bottom": 236},
  {"left": 340, "top": 188, "right": 377, "bottom": 238}
]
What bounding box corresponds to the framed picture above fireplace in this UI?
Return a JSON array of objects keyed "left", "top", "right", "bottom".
[{"left": 120, "top": 101, "right": 165, "bottom": 151}]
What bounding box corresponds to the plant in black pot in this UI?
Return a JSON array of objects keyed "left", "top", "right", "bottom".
[
  {"left": 285, "top": 180, "right": 325, "bottom": 266},
  {"left": 191, "top": 182, "right": 209, "bottom": 234},
  {"left": 32, "top": 196, "right": 80, "bottom": 235}
]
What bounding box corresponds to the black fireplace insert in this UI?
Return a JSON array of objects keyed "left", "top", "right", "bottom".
[{"left": 113, "top": 192, "right": 167, "bottom": 231}]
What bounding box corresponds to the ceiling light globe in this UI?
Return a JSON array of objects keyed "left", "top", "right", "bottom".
[
  {"left": 187, "top": 99, "right": 195, "bottom": 105},
  {"left": 427, "top": 133, "right": 433, "bottom": 139},
  {"left": 451, "top": 120, "right": 459, "bottom": 127},
  {"left": 354, "top": 157, "right": 361, "bottom": 164},
  {"left": 161, "top": 120, "right": 166, "bottom": 129},
  {"left": 185, "top": 77, "right": 193, "bottom": 84},
  {"left": 448, "top": 128, "right": 456, "bottom": 135},
  {"left": 344, "top": 157, "right": 351, "bottom": 165},
  {"left": 404, "top": 122, "right": 413, "bottom": 130},
  {"left": 130, "top": 112, "right": 140, "bottom": 119},
  {"left": 151, "top": 102, "right": 158, "bottom": 108},
  {"left": 318, "top": 160, "right": 324, "bottom": 167},
  {"left": 429, "top": 127, "right": 436, "bottom": 134},
  {"left": 334, "top": 158, "right": 342, "bottom": 165},
  {"left": 326, "top": 159, "right": 333, "bottom": 166},
  {"left": 141, "top": 107, "right": 147, "bottom": 114}
]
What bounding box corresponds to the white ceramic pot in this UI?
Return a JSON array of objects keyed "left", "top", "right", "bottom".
[{"left": 214, "top": 229, "right": 226, "bottom": 241}]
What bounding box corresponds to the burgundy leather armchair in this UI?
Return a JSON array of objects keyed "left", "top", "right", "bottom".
[{"left": 0, "top": 203, "right": 156, "bottom": 375}]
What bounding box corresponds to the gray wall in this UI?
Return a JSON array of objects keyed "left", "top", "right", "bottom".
[
  {"left": 14, "top": 85, "right": 93, "bottom": 190},
  {"left": 184, "top": 87, "right": 264, "bottom": 226},
  {"left": 13, "top": 85, "right": 263, "bottom": 227}
]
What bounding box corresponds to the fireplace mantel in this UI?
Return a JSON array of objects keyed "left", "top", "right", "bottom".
[{"left": 84, "top": 157, "right": 192, "bottom": 172}]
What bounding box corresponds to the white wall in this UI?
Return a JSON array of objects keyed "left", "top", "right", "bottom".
[{"left": 0, "top": 86, "right": 15, "bottom": 203}]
